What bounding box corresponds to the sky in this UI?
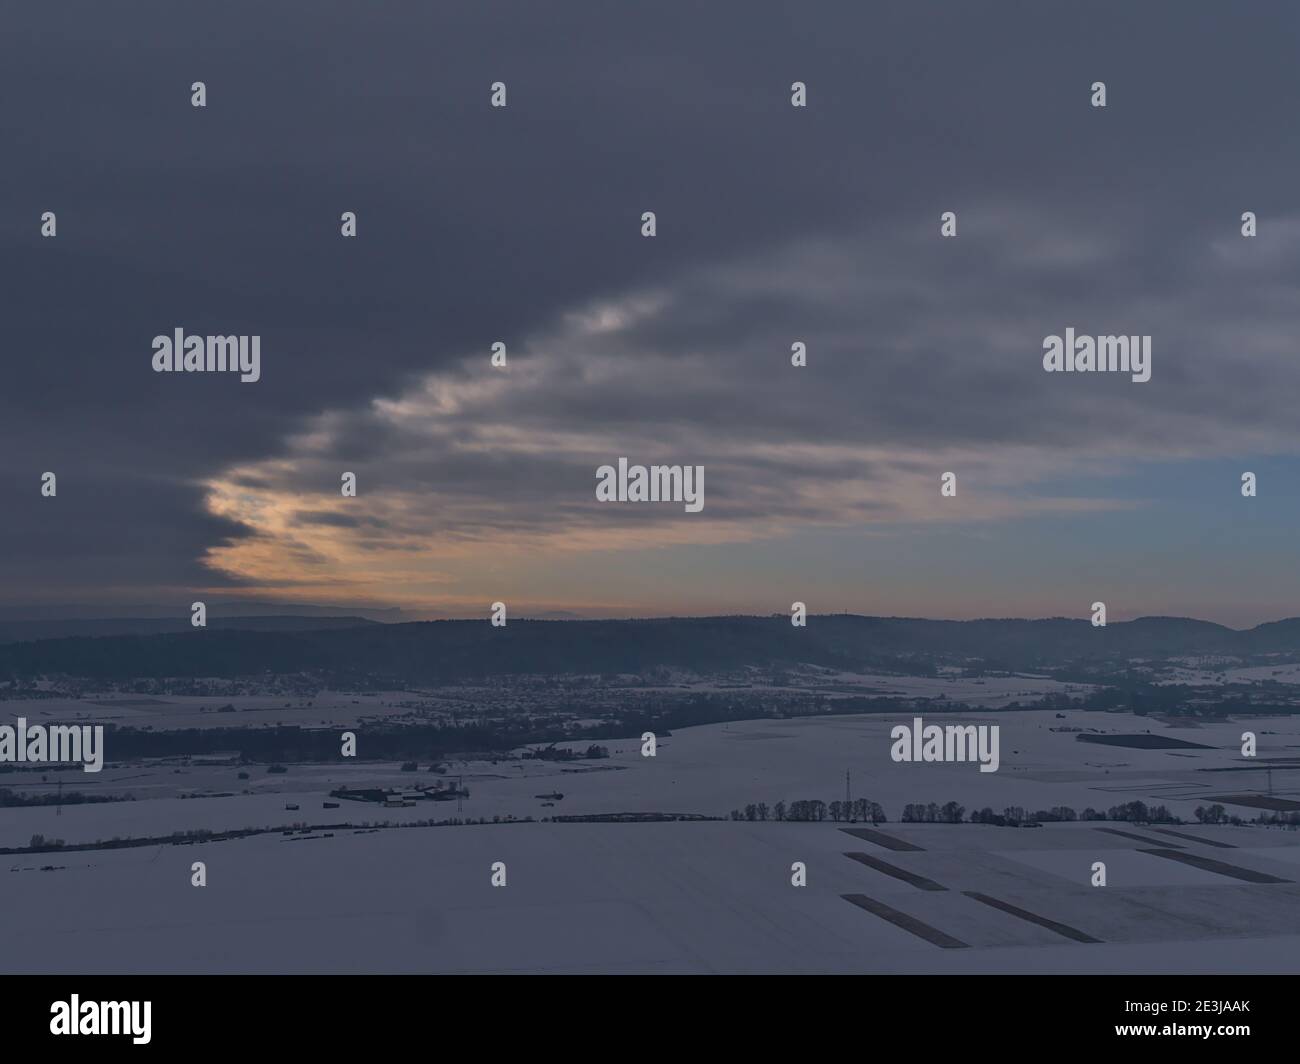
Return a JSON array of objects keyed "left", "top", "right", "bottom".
[{"left": 4, "top": 1, "right": 1300, "bottom": 626}]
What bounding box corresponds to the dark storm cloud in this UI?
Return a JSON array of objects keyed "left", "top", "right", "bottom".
[
  {"left": 3, "top": 1, "right": 1300, "bottom": 600},
  {"left": 0, "top": 471, "right": 252, "bottom": 601}
]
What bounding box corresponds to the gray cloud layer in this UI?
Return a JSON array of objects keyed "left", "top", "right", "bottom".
[{"left": 3, "top": 2, "right": 1299, "bottom": 604}]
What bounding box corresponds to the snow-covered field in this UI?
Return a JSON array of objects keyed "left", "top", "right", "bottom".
[
  {"left": 3, "top": 709, "right": 1299, "bottom": 849},
  {"left": 4, "top": 708, "right": 1300, "bottom": 972},
  {"left": 4, "top": 820, "right": 1299, "bottom": 973}
]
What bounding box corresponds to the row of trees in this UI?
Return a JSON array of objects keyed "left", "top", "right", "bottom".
[
  {"left": 902, "top": 802, "right": 966, "bottom": 823},
  {"left": 0, "top": 787, "right": 126, "bottom": 808},
  {"left": 730, "top": 798, "right": 887, "bottom": 823},
  {"left": 964, "top": 802, "right": 1178, "bottom": 826},
  {"left": 728, "top": 797, "right": 1192, "bottom": 827},
  {"left": 1252, "top": 809, "right": 1300, "bottom": 828},
  {"left": 523, "top": 743, "right": 611, "bottom": 761},
  {"left": 1194, "top": 804, "right": 1241, "bottom": 825}
]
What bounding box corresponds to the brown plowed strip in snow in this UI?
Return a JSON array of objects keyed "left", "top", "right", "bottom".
[
  {"left": 841, "top": 894, "right": 968, "bottom": 948},
  {"left": 842, "top": 851, "right": 947, "bottom": 891},
  {"left": 1136, "top": 848, "right": 1290, "bottom": 884},
  {"left": 839, "top": 827, "right": 924, "bottom": 851},
  {"left": 962, "top": 891, "right": 1102, "bottom": 944},
  {"left": 1150, "top": 827, "right": 1236, "bottom": 849},
  {"left": 1095, "top": 827, "right": 1184, "bottom": 847}
]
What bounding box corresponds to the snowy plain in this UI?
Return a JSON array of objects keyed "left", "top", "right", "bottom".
[{"left": 3, "top": 706, "right": 1299, "bottom": 972}]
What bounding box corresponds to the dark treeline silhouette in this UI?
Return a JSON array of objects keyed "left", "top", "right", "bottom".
[
  {"left": 964, "top": 800, "right": 1179, "bottom": 826},
  {"left": 69, "top": 719, "right": 662, "bottom": 766},
  {"left": 728, "top": 798, "right": 1188, "bottom": 826},
  {"left": 730, "top": 798, "right": 887, "bottom": 823},
  {"left": 1251, "top": 809, "right": 1300, "bottom": 828},
  {"left": 1192, "top": 803, "right": 1270, "bottom": 826},
  {"left": 524, "top": 743, "right": 610, "bottom": 761},
  {"left": 0, "top": 615, "right": 380, "bottom": 646},
  {"left": 7, "top": 613, "right": 1300, "bottom": 686},
  {"left": 0, "top": 787, "right": 126, "bottom": 808}
]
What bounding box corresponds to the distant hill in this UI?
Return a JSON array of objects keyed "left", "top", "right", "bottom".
[
  {"left": 0, "top": 615, "right": 379, "bottom": 645},
  {"left": 0, "top": 613, "right": 1295, "bottom": 684}
]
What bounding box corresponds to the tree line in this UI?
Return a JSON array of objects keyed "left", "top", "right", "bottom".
[
  {"left": 729, "top": 798, "right": 886, "bottom": 823},
  {"left": 727, "top": 797, "right": 1195, "bottom": 826}
]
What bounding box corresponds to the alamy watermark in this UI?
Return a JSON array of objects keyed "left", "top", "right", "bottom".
[
  {"left": 50, "top": 996, "right": 150, "bottom": 1044},
  {"left": 152, "top": 328, "right": 261, "bottom": 382},
  {"left": 1042, "top": 329, "right": 1150, "bottom": 383},
  {"left": 0, "top": 718, "right": 103, "bottom": 772},
  {"left": 596, "top": 458, "right": 704, "bottom": 513},
  {"left": 890, "top": 716, "right": 1000, "bottom": 773}
]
